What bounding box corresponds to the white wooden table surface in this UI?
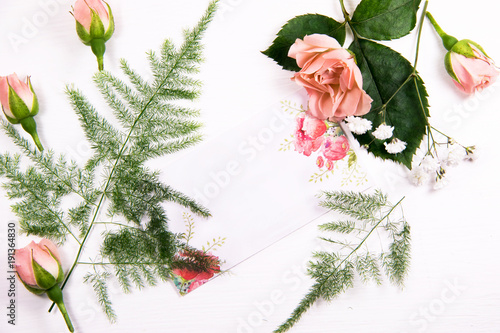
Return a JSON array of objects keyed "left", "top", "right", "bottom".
[{"left": 1, "top": 0, "right": 499, "bottom": 332}]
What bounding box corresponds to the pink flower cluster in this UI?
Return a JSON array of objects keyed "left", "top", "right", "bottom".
[{"left": 294, "top": 113, "right": 350, "bottom": 170}]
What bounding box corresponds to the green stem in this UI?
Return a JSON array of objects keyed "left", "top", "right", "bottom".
[
  {"left": 49, "top": 34, "right": 197, "bottom": 312},
  {"left": 414, "top": 0, "right": 429, "bottom": 68},
  {"left": 275, "top": 196, "right": 405, "bottom": 332},
  {"left": 338, "top": 0, "right": 351, "bottom": 23},
  {"left": 20, "top": 117, "right": 43, "bottom": 151},
  {"left": 426, "top": 12, "right": 457, "bottom": 50},
  {"left": 91, "top": 39, "right": 106, "bottom": 71},
  {"left": 46, "top": 285, "right": 74, "bottom": 332},
  {"left": 335, "top": 196, "right": 405, "bottom": 270},
  {"left": 77, "top": 261, "right": 161, "bottom": 265}
]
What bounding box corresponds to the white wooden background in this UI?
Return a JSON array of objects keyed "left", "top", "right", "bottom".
[{"left": 1, "top": 0, "right": 499, "bottom": 332}]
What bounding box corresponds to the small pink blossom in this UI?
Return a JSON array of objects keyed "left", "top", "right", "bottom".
[
  {"left": 325, "top": 159, "right": 334, "bottom": 171},
  {"left": 322, "top": 135, "right": 350, "bottom": 162},
  {"left": 294, "top": 113, "right": 327, "bottom": 156},
  {"left": 316, "top": 156, "right": 325, "bottom": 168}
]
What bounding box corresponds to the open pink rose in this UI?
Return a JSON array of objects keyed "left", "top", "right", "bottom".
[
  {"left": 15, "top": 239, "right": 63, "bottom": 292},
  {"left": 446, "top": 42, "right": 499, "bottom": 94},
  {"left": 322, "top": 135, "right": 350, "bottom": 162},
  {"left": 288, "top": 34, "right": 372, "bottom": 122},
  {"left": 294, "top": 113, "right": 327, "bottom": 156}
]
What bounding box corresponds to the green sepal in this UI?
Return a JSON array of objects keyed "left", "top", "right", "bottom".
[
  {"left": 27, "top": 77, "right": 39, "bottom": 116},
  {"left": 444, "top": 52, "right": 460, "bottom": 84},
  {"left": 75, "top": 20, "right": 92, "bottom": 45},
  {"left": 16, "top": 274, "right": 46, "bottom": 295},
  {"left": 4, "top": 113, "right": 20, "bottom": 124},
  {"left": 44, "top": 246, "right": 65, "bottom": 283},
  {"left": 351, "top": 0, "right": 422, "bottom": 40},
  {"left": 31, "top": 255, "right": 57, "bottom": 290},
  {"left": 451, "top": 39, "right": 487, "bottom": 59},
  {"left": 8, "top": 86, "right": 31, "bottom": 120},
  {"left": 103, "top": 2, "right": 115, "bottom": 42},
  {"left": 89, "top": 8, "right": 106, "bottom": 39},
  {"left": 262, "top": 14, "right": 346, "bottom": 72}
]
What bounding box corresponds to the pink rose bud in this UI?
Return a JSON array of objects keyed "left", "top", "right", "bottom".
[
  {"left": 15, "top": 239, "right": 74, "bottom": 332},
  {"left": 288, "top": 34, "right": 372, "bottom": 122},
  {"left": 427, "top": 12, "right": 499, "bottom": 94},
  {"left": 71, "top": 0, "right": 115, "bottom": 71},
  {"left": 15, "top": 239, "right": 64, "bottom": 292},
  {"left": 0, "top": 73, "right": 43, "bottom": 151},
  {"left": 445, "top": 40, "right": 499, "bottom": 94}
]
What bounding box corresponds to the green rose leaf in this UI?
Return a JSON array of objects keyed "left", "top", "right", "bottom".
[
  {"left": 351, "top": 0, "right": 421, "bottom": 40},
  {"left": 262, "top": 14, "right": 346, "bottom": 72},
  {"left": 349, "top": 39, "right": 429, "bottom": 168}
]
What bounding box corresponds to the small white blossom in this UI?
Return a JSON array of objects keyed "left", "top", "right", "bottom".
[
  {"left": 384, "top": 138, "right": 407, "bottom": 154},
  {"left": 464, "top": 146, "right": 478, "bottom": 161},
  {"left": 420, "top": 155, "right": 440, "bottom": 173},
  {"left": 443, "top": 144, "right": 466, "bottom": 166},
  {"left": 433, "top": 175, "right": 449, "bottom": 190},
  {"left": 408, "top": 166, "right": 430, "bottom": 186},
  {"left": 344, "top": 116, "right": 372, "bottom": 134},
  {"left": 372, "top": 124, "right": 394, "bottom": 140}
]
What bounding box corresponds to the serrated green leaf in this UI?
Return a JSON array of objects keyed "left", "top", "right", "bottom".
[
  {"left": 351, "top": 0, "right": 421, "bottom": 40},
  {"left": 262, "top": 14, "right": 346, "bottom": 71},
  {"left": 349, "top": 39, "right": 429, "bottom": 168}
]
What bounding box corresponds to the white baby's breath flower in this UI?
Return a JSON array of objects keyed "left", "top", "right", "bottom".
[
  {"left": 344, "top": 116, "right": 372, "bottom": 134},
  {"left": 433, "top": 175, "right": 449, "bottom": 190},
  {"left": 464, "top": 146, "right": 478, "bottom": 161},
  {"left": 420, "top": 155, "right": 440, "bottom": 173},
  {"left": 384, "top": 138, "right": 406, "bottom": 154},
  {"left": 408, "top": 166, "right": 430, "bottom": 186},
  {"left": 372, "top": 124, "right": 394, "bottom": 140},
  {"left": 443, "top": 144, "right": 466, "bottom": 166}
]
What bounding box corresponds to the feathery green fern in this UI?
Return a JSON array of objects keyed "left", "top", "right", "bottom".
[
  {"left": 0, "top": 1, "right": 218, "bottom": 320},
  {"left": 275, "top": 190, "right": 411, "bottom": 332}
]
